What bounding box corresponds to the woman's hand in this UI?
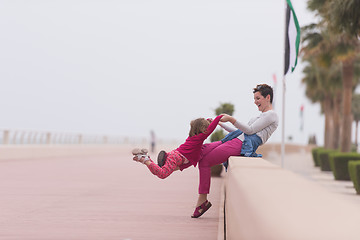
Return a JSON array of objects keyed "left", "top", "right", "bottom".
[{"left": 220, "top": 114, "right": 236, "bottom": 124}]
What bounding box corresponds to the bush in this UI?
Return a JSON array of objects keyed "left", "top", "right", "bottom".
[
  {"left": 348, "top": 161, "right": 360, "bottom": 194},
  {"left": 210, "top": 129, "right": 225, "bottom": 143},
  {"left": 329, "top": 153, "right": 360, "bottom": 180},
  {"left": 318, "top": 149, "right": 338, "bottom": 171},
  {"left": 312, "top": 147, "right": 323, "bottom": 167}
]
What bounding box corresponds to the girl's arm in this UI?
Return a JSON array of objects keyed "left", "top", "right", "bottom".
[
  {"left": 203, "top": 115, "right": 223, "bottom": 137},
  {"left": 144, "top": 160, "right": 178, "bottom": 179}
]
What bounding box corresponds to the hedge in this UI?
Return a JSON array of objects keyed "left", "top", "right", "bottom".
[
  {"left": 329, "top": 153, "right": 360, "bottom": 180},
  {"left": 348, "top": 161, "right": 360, "bottom": 194},
  {"left": 311, "top": 147, "right": 323, "bottom": 167},
  {"left": 318, "top": 149, "right": 338, "bottom": 171}
]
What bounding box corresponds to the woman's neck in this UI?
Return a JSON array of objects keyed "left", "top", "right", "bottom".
[{"left": 262, "top": 105, "right": 273, "bottom": 113}]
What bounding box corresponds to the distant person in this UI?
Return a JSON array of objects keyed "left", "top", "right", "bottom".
[{"left": 150, "top": 130, "right": 156, "bottom": 153}]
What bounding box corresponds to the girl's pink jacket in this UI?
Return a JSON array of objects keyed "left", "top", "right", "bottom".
[{"left": 177, "top": 115, "right": 223, "bottom": 170}]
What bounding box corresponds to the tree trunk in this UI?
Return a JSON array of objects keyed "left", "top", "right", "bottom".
[
  {"left": 355, "top": 120, "right": 359, "bottom": 149},
  {"left": 340, "top": 60, "right": 354, "bottom": 152},
  {"left": 324, "top": 96, "right": 334, "bottom": 149},
  {"left": 332, "top": 91, "right": 342, "bottom": 149}
]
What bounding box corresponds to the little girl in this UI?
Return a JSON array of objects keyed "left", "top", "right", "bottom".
[{"left": 132, "top": 114, "right": 223, "bottom": 217}]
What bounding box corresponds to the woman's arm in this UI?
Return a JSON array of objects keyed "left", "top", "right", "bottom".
[
  {"left": 220, "top": 112, "right": 277, "bottom": 135},
  {"left": 233, "top": 112, "right": 277, "bottom": 135},
  {"left": 219, "top": 122, "right": 237, "bottom": 133}
]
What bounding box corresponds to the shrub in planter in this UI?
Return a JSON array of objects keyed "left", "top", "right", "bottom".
[
  {"left": 312, "top": 147, "right": 323, "bottom": 167},
  {"left": 211, "top": 164, "right": 223, "bottom": 177},
  {"left": 348, "top": 161, "right": 360, "bottom": 194},
  {"left": 318, "top": 149, "right": 338, "bottom": 171},
  {"left": 329, "top": 153, "right": 360, "bottom": 180}
]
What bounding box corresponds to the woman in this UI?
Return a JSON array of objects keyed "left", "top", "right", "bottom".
[{"left": 192, "top": 83, "right": 279, "bottom": 218}]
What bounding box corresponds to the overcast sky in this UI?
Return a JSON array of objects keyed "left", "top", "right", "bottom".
[{"left": 0, "top": 0, "right": 330, "bottom": 145}]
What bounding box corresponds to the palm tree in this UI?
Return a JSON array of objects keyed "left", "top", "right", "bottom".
[
  {"left": 301, "top": 23, "right": 343, "bottom": 149},
  {"left": 352, "top": 94, "right": 360, "bottom": 148},
  {"left": 327, "top": 0, "right": 360, "bottom": 151},
  {"left": 301, "top": 59, "right": 342, "bottom": 149},
  {"left": 307, "top": 0, "right": 360, "bottom": 152},
  {"left": 334, "top": 37, "right": 359, "bottom": 152},
  {"left": 301, "top": 61, "right": 329, "bottom": 148},
  {"left": 328, "top": 0, "right": 360, "bottom": 37}
]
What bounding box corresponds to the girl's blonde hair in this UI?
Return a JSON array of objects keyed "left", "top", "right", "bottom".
[{"left": 189, "top": 118, "right": 210, "bottom": 137}]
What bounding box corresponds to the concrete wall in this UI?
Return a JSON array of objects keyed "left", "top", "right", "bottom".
[{"left": 224, "top": 157, "right": 360, "bottom": 240}]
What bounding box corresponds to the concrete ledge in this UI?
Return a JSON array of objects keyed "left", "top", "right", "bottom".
[{"left": 225, "top": 156, "right": 360, "bottom": 240}]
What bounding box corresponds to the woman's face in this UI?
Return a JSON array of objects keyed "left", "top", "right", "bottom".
[{"left": 254, "top": 91, "right": 270, "bottom": 112}]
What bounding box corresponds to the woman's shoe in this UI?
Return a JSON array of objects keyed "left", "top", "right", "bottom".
[
  {"left": 191, "top": 200, "right": 212, "bottom": 218},
  {"left": 157, "top": 150, "right": 167, "bottom": 167}
]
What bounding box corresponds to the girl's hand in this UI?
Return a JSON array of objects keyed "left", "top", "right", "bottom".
[{"left": 220, "top": 114, "right": 231, "bottom": 122}]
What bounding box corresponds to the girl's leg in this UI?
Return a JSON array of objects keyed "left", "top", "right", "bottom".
[
  {"left": 193, "top": 142, "right": 222, "bottom": 208},
  {"left": 196, "top": 194, "right": 208, "bottom": 208},
  {"left": 196, "top": 138, "right": 242, "bottom": 205},
  {"left": 194, "top": 141, "right": 222, "bottom": 207},
  {"left": 147, "top": 150, "right": 184, "bottom": 179}
]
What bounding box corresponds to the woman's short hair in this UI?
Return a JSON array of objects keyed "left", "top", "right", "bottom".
[
  {"left": 189, "top": 118, "right": 210, "bottom": 137},
  {"left": 253, "top": 84, "right": 274, "bottom": 103}
]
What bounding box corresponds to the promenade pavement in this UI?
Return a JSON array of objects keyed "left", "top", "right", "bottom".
[
  {"left": 0, "top": 145, "right": 223, "bottom": 240},
  {"left": 3, "top": 143, "right": 359, "bottom": 240}
]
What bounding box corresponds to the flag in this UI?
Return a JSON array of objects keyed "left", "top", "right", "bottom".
[
  {"left": 272, "top": 73, "right": 277, "bottom": 84},
  {"left": 300, "top": 104, "right": 304, "bottom": 131},
  {"left": 284, "top": 0, "right": 300, "bottom": 75},
  {"left": 272, "top": 73, "right": 277, "bottom": 110}
]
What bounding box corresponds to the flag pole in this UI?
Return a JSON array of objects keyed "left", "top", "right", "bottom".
[
  {"left": 281, "top": 0, "right": 287, "bottom": 169},
  {"left": 281, "top": 75, "right": 286, "bottom": 168},
  {"left": 282, "top": 0, "right": 300, "bottom": 168}
]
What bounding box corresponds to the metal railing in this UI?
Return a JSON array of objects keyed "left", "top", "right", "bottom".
[
  {"left": 0, "top": 129, "right": 182, "bottom": 146},
  {"left": 0, "top": 129, "right": 131, "bottom": 145}
]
